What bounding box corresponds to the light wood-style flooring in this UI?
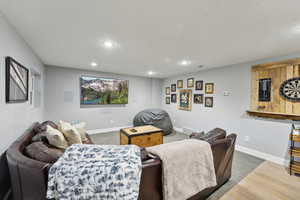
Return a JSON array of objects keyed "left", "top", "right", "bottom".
[{"left": 219, "top": 161, "right": 300, "bottom": 200}]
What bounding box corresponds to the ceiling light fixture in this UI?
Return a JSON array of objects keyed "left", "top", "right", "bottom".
[
  {"left": 101, "top": 39, "right": 119, "bottom": 49},
  {"left": 179, "top": 59, "right": 191, "bottom": 66},
  {"left": 90, "top": 62, "right": 98, "bottom": 67},
  {"left": 148, "top": 71, "right": 155, "bottom": 75}
]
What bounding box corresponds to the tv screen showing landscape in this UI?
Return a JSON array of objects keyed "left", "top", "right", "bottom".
[{"left": 80, "top": 76, "right": 129, "bottom": 105}]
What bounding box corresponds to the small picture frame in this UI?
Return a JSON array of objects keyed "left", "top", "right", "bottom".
[
  {"left": 195, "top": 80, "right": 203, "bottom": 90},
  {"left": 205, "top": 83, "right": 214, "bottom": 94},
  {"left": 194, "top": 94, "right": 203, "bottom": 104},
  {"left": 205, "top": 97, "right": 213, "bottom": 107},
  {"left": 187, "top": 78, "right": 194, "bottom": 88},
  {"left": 165, "top": 87, "right": 170, "bottom": 95},
  {"left": 178, "top": 89, "right": 192, "bottom": 111},
  {"left": 171, "top": 84, "right": 176, "bottom": 92},
  {"left": 166, "top": 97, "right": 170, "bottom": 104},
  {"left": 171, "top": 94, "right": 177, "bottom": 103},
  {"left": 177, "top": 80, "right": 183, "bottom": 88}
]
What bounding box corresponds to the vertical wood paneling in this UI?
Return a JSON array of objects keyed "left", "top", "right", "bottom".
[
  {"left": 271, "top": 68, "right": 280, "bottom": 112},
  {"left": 286, "top": 65, "right": 294, "bottom": 114},
  {"left": 251, "top": 69, "right": 258, "bottom": 110},
  {"left": 279, "top": 67, "right": 286, "bottom": 113}
]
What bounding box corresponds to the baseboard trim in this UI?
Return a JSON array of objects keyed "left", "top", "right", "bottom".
[
  {"left": 235, "top": 145, "right": 288, "bottom": 166},
  {"left": 87, "top": 126, "right": 129, "bottom": 135}
]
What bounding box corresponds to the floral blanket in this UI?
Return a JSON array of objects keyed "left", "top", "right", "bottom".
[{"left": 47, "top": 144, "right": 142, "bottom": 200}]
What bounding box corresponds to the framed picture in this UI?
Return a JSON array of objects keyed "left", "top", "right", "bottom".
[
  {"left": 165, "top": 87, "right": 170, "bottom": 95},
  {"left": 171, "top": 94, "right": 177, "bottom": 103},
  {"left": 205, "top": 83, "right": 214, "bottom": 94},
  {"left": 166, "top": 97, "right": 170, "bottom": 104},
  {"left": 5, "top": 57, "right": 29, "bottom": 103},
  {"left": 195, "top": 80, "right": 203, "bottom": 90},
  {"left": 178, "top": 89, "right": 192, "bottom": 111},
  {"left": 205, "top": 97, "right": 213, "bottom": 107},
  {"left": 187, "top": 78, "right": 194, "bottom": 88},
  {"left": 194, "top": 94, "right": 203, "bottom": 104},
  {"left": 171, "top": 84, "right": 176, "bottom": 92},
  {"left": 177, "top": 80, "right": 183, "bottom": 88},
  {"left": 80, "top": 76, "right": 129, "bottom": 105}
]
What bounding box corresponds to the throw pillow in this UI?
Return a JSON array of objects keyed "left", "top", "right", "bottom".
[
  {"left": 73, "top": 122, "right": 88, "bottom": 142},
  {"left": 25, "top": 142, "right": 63, "bottom": 163},
  {"left": 59, "top": 120, "right": 82, "bottom": 145},
  {"left": 46, "top": 125, "right": 69, "bottom": 149}
]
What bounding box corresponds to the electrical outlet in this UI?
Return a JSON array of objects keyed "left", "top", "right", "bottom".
[
  {"left": 223, "top": 91, "right": 230, "bottom": 96},
  {"left": 244, "top": 136, "right": 250, "bottom": 142}
]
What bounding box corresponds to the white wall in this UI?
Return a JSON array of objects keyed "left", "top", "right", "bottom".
[
  {"left": 0, "top": 13, "right": 45, "bottom": 153},
  {"left": 162, "top": 53, "right": 300, "bottom": 161},
  {"left": 45, "top": 66, "right": 163, "bottom": 130}
]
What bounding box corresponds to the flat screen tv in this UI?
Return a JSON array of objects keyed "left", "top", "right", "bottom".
[{"left": 80, "top": 76, "right": 129, "bottom": 105}]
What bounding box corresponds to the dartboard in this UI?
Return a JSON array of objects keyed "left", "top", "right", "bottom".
[{"left": 280, "top": 77, "right": 300, "bottom": 101}]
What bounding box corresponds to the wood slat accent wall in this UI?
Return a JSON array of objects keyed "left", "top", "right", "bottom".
[{"left": 250, "top": 58, "right": 300, "bottom": 118}]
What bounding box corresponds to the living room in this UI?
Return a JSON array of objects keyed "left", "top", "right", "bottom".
[{"left": 1, "top": 1, "right": 300, "bottom": 200}]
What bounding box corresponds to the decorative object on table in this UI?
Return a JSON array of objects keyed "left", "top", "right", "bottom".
[
  {"left": 177, "top": 80, "right": 183, "bottom": 88},
  {"left": 205, "top": 97, "right": 213, "bottom": 107},
  {"left": 194, "top": 94, "right": 203, "bottom": 104},
  {"left": 187, "top": 78, "right": 194, "bottom": 88},
  {"left": 178, "top": 89, "right": 192, "bottom": 111},
  {"left": 133, "top": 108, "right": 173, "bottom": 135},
  {"left": 205, "top": 83, "right": 214, "bottom": 94},
  {"left": 166, "top": 97, "right": 170, "bottom": 104},
  {"left": 289, "top": 124, "right": 300, "bottom": 175},
  {"left": 280, "top": 77, "right": 300, "bottom": 102},
  {"left": 171, "top": 94, "right": 177, "bottom": 103},
  {"left": 171, "top": 84, "right": 176, "bottom": 92},
  {"left": 165, "top": 87, "right": 170, "bottom": 95},
  {"left": 80, "top": 76, "right": 128, "bottom": 105},
  {"left": 120, "top": 125, "right": 163, "bottom": 147},
  {"left": 195, "top": 80, "right": 203, "bottom": 90},
  {"left": 5, "top": 57, "right": 29, "bottom": 103}
]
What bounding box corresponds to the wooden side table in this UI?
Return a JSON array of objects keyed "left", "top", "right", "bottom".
[
  {"left": 120, "top": 125, "right": 163, "bottom": 147},
  {"left": 290, "top": 133, "right": 300, "bottom": 175}
]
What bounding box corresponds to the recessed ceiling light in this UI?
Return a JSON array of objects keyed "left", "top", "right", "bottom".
[
  {"left": 148, "top": 71, "right": 155, "bottom": 75},
  {"left": 101, "top": 39, "right": 119, "bottom": 49},
  {"left": 179, "top": 59, "right": 191, "bottom": 66},
  {"left": 90, "top": 62, "right": 98, "bottom": 67}
]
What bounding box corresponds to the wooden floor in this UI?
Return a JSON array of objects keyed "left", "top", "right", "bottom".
[{"left": 219, "top": 161, "right": 300, "bottom": 200}]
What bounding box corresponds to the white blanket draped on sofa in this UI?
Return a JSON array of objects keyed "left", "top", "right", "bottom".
[
  {"left": 47, "top": 144, "right": 142, "bottom": 200},
  {"left": 147, "top": 139, "right": 217, "bottom": 200}
]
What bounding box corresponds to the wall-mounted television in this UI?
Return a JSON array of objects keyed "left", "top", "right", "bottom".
[{"left": 80, "top": 76, "right": 129, "bottom": 105}]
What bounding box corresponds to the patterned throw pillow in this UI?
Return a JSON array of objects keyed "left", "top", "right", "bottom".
[
  {"left": 46, "top": 125, "right": 69, "bottom": 149},
  {"left": 59, "top": 121, "right": 82, "bottom": 145},
  {"left": 73, "top": 122, "right": 88, "bottom": 142}
]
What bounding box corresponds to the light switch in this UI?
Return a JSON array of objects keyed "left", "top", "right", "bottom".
[{"left": 223, "top": 91, "right": 230, "bottom": 96}]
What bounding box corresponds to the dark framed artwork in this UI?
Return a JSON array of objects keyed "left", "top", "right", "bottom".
[
  {"left": 194, "top": 94, "right": 203, "bottom": 104},
  {"left": 177, "top": 80, "right": 183, "bottom": 88},
  {"left": 205, "top": 97, "right": 213, "bottom": 107},
  {"left": 165, "top": 87, "right": 170, "bottom": 95},
  {"left": 178, "top": 89, "right": 192, "bottom": 111},
  {"left": 171, "top": 84, "right": 176, "bottom": 92},
  {"left": 171, "top": 94, "right": 177, "bottom": 103},
  {"left": 5, "top": 57, "right": 29, "bottom": 103},
  {"left": 195, "top": 80, "right": 203, "bottom": 90},
  {"left": 187, "top": 78, "right": 194, "bottom": 88},
  {"left": 205, "top": 83, "right": 214, "bottom": 94},
  {"left": 166, "top": 97, "right": 170, "bottom": 104}
]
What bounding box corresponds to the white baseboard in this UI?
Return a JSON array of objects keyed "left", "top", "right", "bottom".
[
  {"left": 87, "top": 126, "right": 129, "bottom": 135},
  {"left": 235, "top": 145, "right": 288, "bottom": 166}
]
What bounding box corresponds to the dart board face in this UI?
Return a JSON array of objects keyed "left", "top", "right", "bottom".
[{"left": 280, "top": 77, "right": 300, "bottom": 101}]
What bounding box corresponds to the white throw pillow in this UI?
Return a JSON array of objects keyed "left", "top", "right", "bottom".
[
  {"left": 46, "top": 125, "right": 69, "bottom": 149},
  {"left": 59, "top": 120, "right": 82, "bottom": 145},
  {"left": 73, "top": 122, "right": 88, "bottom": 142}
]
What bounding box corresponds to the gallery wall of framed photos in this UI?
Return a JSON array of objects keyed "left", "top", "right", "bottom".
[{"left": 164, "top": 77, "right": 215, "bottom": 111}]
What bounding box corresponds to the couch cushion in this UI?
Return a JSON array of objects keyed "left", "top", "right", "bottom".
[
  {"left": 25, "top": 142, "right": 63, "bottom": 163},
  {"left": 46, "top": 125, "right": 69, "bottom": 149},
  {"left": 189, "top": 131, "right": 205, "bottom": 140},
  {"left": 58, "top": 121, "right": 82, "bottom": 145},
  {"left": 33, "top": 121, "right": 58, "bottom": 134},
  {"left": 190, "top": 128, "right": 226, "bottom": 144},
  {"left": 73, "top": 122, "right": 88, "bottom": 142}
]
